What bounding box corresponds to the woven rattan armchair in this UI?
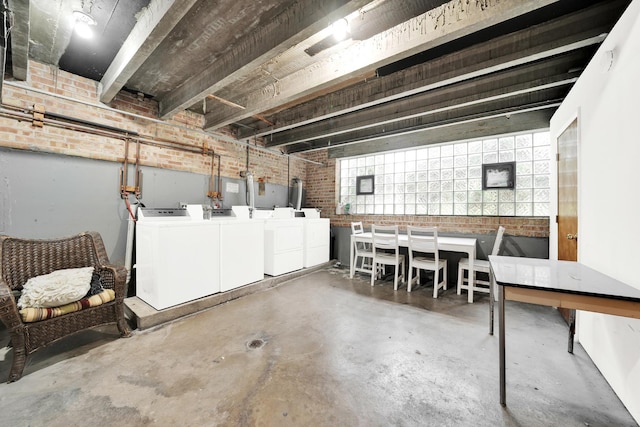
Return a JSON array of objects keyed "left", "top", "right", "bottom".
[{"left": 0, "top": 231, "right": 131, "bottom": 382}]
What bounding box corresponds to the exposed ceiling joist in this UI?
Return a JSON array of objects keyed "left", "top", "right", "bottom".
[
  {"left": 157, "top": 0, "right": 372, "bottom": 119},
  {"left": 325, "top": 108, "right": 556, "bottom": 158},
  {"left": 99, "top": 0, "right": 200, "bottom": 103},
  {"left": 202, "top": 0, "right": 561, "bottom": 131},
  {"left": 28, "top": 0, "right": 77, "bottom": 66},
  {"left": 239, "top": 0, "right": 618, "bottom": 140},
  {"left": 7, "top": 0, "right": 28, "bottom": 80},
  {"left": 286, "top": 91, "right": 564, "bottom": 152},
  {"left": 12, "top": 0, "right": 631, "bottom": 156},
  {"left": 267, "top": 59, "right": 582, "bottom": 148}
]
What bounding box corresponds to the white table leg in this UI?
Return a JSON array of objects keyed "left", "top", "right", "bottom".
[
  {"left": 467, "top": 248, "right": 475, "bottom": 303},
  {"left": 349, "top": 235, "right": 355, "bottom": 279}
]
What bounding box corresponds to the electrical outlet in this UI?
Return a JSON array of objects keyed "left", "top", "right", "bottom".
[{"left": 179, "top": 202, "right": 187, "bottom": 209}]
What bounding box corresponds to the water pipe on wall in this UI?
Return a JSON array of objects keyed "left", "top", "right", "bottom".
[
  {"left": 292, "top": 177, "right": 303, "bottom": 210},
  {"left": 246, "top": 171, "right": 255, "bottom": 210}
]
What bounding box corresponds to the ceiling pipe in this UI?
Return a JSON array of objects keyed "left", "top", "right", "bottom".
[
  {"left": 0, "top": 104, "right": 204, "bottom": 154},
  {"left": 3, "top": 81, "right": 324, "bottom": 165}
]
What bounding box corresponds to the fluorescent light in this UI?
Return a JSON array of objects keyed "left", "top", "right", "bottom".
[
  {"left": 332, "top": 18, "right": 349, "bottom": 42},
  {"left": 73, "top": 10, "right": 96, "bottom": 39},
  {"left": 75, "top": 21, "right": 94, "bottom": 38}
]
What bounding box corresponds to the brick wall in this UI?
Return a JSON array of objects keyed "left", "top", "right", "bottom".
[
  {"left": 303, "top": 150, "right": 550, "bottom": 238},
  {"left": 0, "top": 61, "right": 305, "bottom": 186},
  {"left": 1, "top": 61, "right": 549, "bottom": 238}
]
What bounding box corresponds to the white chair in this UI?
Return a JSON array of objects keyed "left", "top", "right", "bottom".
[
  {"left": 407, "top": 226, "right": 448, "bottom": 298},
  {"left": 457, "top": 225, "right": 506, "bottom": 302},
  {"left": 351, "top": 221, "right": 375, "bottom": 277},
  {"left": 370, "top": 225, "right": 405, "bottom": 290}
]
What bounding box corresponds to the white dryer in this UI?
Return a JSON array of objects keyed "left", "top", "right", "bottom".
[
  {"left": 301, "top": 209, "right": 330, "bottom": 268},
  {"left": 263, "top": 208, "right": 304, "bottom": 276}
]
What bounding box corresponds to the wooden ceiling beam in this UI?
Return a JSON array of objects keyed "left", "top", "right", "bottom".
[
  {"left": 157, "top": 0, "right": 371, "bottom": 119},
  {"left": 203, "top": 0, "right": 561, "bottom": 131},
  {"left": 322, "top": 109, "right": 556, "bottom": 158},
  {"left": 99, "top": 0, "right": 200, "bottom": 103},
  {"left": 7, "top": 0, "right": 29, "bottom": 81},
  {"left": 238, "top": 0, "right": 621, "bottom": 140},
  {"left": 266, "top": 54, "right": 584, "bottom": 147},
  {"left": 283, "top": 93, "right": 564, "bottom": 153}
]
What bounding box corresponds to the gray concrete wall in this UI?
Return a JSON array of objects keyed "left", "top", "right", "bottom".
[
  {"left": 0, "top": 148, "right": 295, "bottom": 264},
  {"left": 332, "top": 225, "right": 549, "bottom": 283}
]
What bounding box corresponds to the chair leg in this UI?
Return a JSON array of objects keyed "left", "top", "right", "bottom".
[
  {"left": 407, "top": 261, "right": 414, "bottom": 292},
  {"left": 470, "top": 271, "right": 477, "bottom": 303},
  {"left": 393, "top": 263, "right": 399, "bottom": 291},
  {"left": 443, "top": 261, "right": 448, "bottom": 290},
  {"left": 433, "top": 268, "right": 440, "bottom": 299},
  {"left": 116, "top": 302, "right": 133, "bottom": 338},
  {"left": 7, "top": 329, "right": 27, "bottom": 383},
  {"left": 371, "top": 262, "right": 376, "bottom": 287},
  {"left": 117, "top": 317, "right": 132, "bottom": 338},
  {"left": 457, "top": 265, "right": 464, "bottom": 295}
]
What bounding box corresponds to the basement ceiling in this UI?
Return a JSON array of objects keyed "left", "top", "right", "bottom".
[{"left": 5, "top": 0, "right": 632, "bottom": 156}]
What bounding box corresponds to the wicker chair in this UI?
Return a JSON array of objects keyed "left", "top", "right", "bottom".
[{"left": 0, "top": 231, "right": 131, "bottom": 382}]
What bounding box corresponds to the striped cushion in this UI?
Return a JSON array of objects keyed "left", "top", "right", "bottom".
[{"left": 19, "top": 289, "right": 115, "bottom": 323}]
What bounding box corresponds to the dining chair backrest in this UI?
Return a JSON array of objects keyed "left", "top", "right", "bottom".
[
  {"left": 407, "top": 226, "right": 439, "bottom": 257},
  {"left": 352, "top": 221, "right": 372, "bottom": 253},
  {"left": 351, "top": 221, "right": 364, "bottom": 235},
  {"left": 371, "top": 224, "right": 399, "bottom": 252},
  {"left": 490, "top": 226, "right": 506, "bottom": 256}
]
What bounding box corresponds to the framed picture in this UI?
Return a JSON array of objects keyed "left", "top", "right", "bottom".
[
  {"left": 356, "top": 175, "right": 375, "bottom": 195},
  {"left": 482, "top": 162, "right": 515, "bottom": 190}
]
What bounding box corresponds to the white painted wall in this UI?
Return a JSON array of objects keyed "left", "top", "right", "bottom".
[{"left": 549, "top": 1, "right": 640, "bottom": 422}]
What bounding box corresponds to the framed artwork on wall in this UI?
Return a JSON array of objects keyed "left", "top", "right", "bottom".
[
  {"left": 356, "top": 175, "right": 375, "bottom": 195},
  {"left": 482, "top": 162, "right": 515, "bottom": 190}
]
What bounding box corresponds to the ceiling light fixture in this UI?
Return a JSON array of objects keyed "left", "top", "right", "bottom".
[
  {"left": 331, "top": 18, "right": 350, "bottom": 42},
  {"left": 73, "top": 10, "right": 97, "bottom": 39}
]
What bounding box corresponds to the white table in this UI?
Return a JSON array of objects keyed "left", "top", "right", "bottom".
[
  {"left": 350, "top": 232, "right": 478, "bottom": 303},
  {"left": 488, "top": 255, "right": 640, "bottom": 406}
]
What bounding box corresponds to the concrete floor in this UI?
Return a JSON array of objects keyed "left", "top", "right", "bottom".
[{"left": 0, "top": 266, "right": 637, "bottom": 427}]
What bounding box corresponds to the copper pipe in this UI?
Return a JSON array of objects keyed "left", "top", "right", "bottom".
[
  {"left": 3, "top": 80, "right": 325, "bottom": 165},
  {"left": 0, "top": 105, "right": 206, "bottom": 155},
  {"left": 1, "top": 100, "right": 325, "bottom": 166}
]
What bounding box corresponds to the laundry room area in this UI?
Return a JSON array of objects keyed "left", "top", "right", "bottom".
[
  {"left": 129, "top": 188, "right": 330, "bottom": 327},
  {"left": 3, "top": 2, "right": 640, "bottom": 425},
  {"left": 0, "top": 129, "right": 331, "bottom": 329}
]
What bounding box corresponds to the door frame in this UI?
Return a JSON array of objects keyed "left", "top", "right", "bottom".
[
  {"left": 554, "top": 109, "right": 581, "bottom": 343},
  {"left": 551, "top": 108, "right": 581, "bottom": 262}
]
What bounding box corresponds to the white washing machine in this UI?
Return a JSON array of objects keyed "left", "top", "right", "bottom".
[
  {"left": 189, "top": 205, "right": 264, "bottom": 292},
  {"left": 136, "top": 208, "right": 220, "bottom": 310}
]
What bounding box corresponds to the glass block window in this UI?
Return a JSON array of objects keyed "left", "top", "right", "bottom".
[{"left": 338, "top": 131, "right": 550, "bottom": 216}]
